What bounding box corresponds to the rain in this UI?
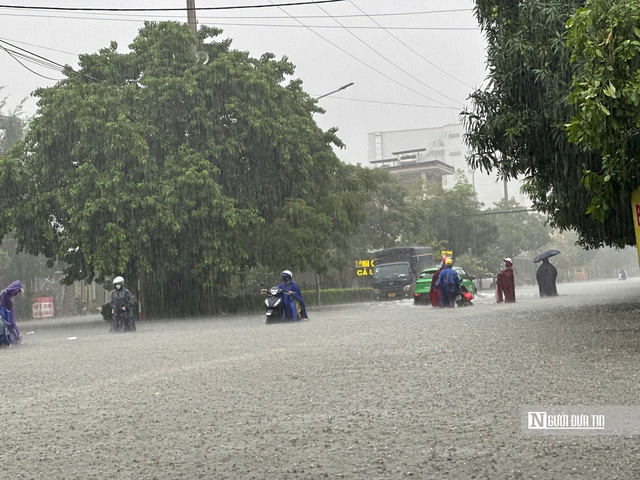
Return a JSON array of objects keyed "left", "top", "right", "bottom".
[{"left": 2, "top": 1, "right": 640, "bottom": 478}]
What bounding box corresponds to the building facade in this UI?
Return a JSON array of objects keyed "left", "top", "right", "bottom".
[{"left": 368, "top": 123, "right": 531, "bottom": 209}]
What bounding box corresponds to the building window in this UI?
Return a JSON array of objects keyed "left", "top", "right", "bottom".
[
  {"left": 400, "top": 173, "right": 422, "bottom": 184},
  {"left": 374, "top": 133, "right": 383, "bottom": 160},
  {"left": 448, "top": 132, "right": 460, "bottom": 138},
  {"left": 449, "top": 151, "right": 461, "bottom": 156}
]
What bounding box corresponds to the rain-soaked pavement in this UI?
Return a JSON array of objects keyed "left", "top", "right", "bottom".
[{"left": 3, "top": 278, "right": 640, "bottom": 479}]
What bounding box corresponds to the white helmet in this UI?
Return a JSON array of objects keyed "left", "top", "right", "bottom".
[
  {"left": 281, "top": 270, "right": 293, "bottom": 279},
  {"left": 113, "top": 276, "right": 125, "bottom": 285}
]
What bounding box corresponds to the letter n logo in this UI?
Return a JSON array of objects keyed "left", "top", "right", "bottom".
[{"left": 528, "top": 412, "right": 546, "bottom": 429}]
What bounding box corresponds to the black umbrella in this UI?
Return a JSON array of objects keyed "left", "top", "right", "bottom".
[{"left": 533, "top": 249, "right": 561, "bottom": 263}]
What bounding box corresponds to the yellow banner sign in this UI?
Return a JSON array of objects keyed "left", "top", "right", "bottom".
[
  {"left": 355, "top": 259, "right": 375, "bottom": 276},
  {"left": 631, "top": 187, "right": 640, "bottom": 267}
]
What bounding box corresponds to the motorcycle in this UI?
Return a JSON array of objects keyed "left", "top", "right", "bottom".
[
  {"left": 261, "top": 284, "right": 288, "bottom": 324},
  {"left": 455, "top": 285, "right": 474, "bottom": 307}
]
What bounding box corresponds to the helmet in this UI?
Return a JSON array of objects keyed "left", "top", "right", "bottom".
[
  {"left": 281, "top": 270, "right": 293, "bottom": 279},
  {"left": 504, "top": 258, "right": 513, "bottom": 264},
  {"left": 444, "top": 258, "right": 453, "bottom": 266},
  {"left": 113, "top": 276, "right": 125, "bottom": 285}
]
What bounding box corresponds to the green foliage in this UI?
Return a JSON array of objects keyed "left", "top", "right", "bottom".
[
  {"left": 567, "top": 0, "right": 640, "bottom": 224},
  {"left": 465, "top": 0, "right": 635, "bottom": 249},
  {"left": 480, "top": 198, "right": 552, "bottom": 273},
  {"left": 212, "top": 287, "right": 372, "bottom": 315},
  {"left": 6, "top": 22, "right": 376, "bottom": 316},
  {"left": 351, "top": 171, "right": 497, "bottom": 261},
  {"left": 0, "top": 94, "right": 27, "bottom": 156}
]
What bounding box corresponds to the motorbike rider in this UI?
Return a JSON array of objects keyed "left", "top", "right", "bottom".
[
  {"left": 278, "top": 270, "right": 308, "bottom": 321},
  {"left": 110, "top": 276, "right": 136, "bottom": 332},
  {"left": 435, "top": 258, "right": 460, "bottom": 308}
]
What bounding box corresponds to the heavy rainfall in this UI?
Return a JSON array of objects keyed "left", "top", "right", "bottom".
[{"left": 2, "top": 1, "right": 640, "bottom": 479}]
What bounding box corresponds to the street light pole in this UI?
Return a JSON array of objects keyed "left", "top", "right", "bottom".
[
  {"left": 187, "top": 0, "right": 197, "bottom": 55},
  {"left": 316, "top": 82, "right": 354, "bottom": 100}
]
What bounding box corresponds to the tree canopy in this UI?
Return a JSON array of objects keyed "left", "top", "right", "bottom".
[
  {"left": 566, "top": 0, "right": 640, "bottom": 223},
  {"left": 464, "top": 0, "right": 635, "bottom": 249},
  {"left": 6, "top": 22, "right": 378, "bottom": 316},
  {"left": 352, "top": 170, "right": 556, "bottom": 278}
]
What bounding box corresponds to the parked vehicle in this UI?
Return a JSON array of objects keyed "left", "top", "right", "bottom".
[
  {"left": 413, "top": 266, "right": 477, "bottom": 305},
  {"left": 372, "top": 247, "right": 433, "bottom": 300},
  {"left": 618, "top": 270, "right": 627, "bottom": 281}
]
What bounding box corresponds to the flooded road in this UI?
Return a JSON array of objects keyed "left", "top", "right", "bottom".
[{"left": 4, "top": 279, "right": 640, "bottom": 478}]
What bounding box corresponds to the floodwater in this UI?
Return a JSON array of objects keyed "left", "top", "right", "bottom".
[{"left": 4, "top": 278, "right": 640, "bottom": 478}]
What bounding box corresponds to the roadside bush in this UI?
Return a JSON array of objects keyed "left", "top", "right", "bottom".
[{"left": 216, "top": 287, "right": 372, "bottom": 315}]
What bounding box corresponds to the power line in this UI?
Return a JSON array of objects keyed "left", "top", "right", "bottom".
[
  {"left": 348, "top": 1, "right": 475, "bottom": 90},
  {"left": 0, "top": 38, "right": 99, "bottom": 82},
  {"left": 0, "top": 7, "right": 474, "bottom": 21},
  {"left": 264, "top": 0, "right": 459, "bottom": 108},
  {"left": 0, "top": 37, "right": 77, "bottom": 56},
  {"left": 451, "top": 209, "right": 535, "bottom": 217},
  {"left": 0, "top": 45, "right": 61, "bottom": 81},
  {"left": 0, "top": 13, "right": 479, "bottom": 30},
  {"left": 310, "top": 95, "right": 461, "bottom": 110},
  {"left": 0, "top": 1, "right": 347, "bottom": 12},
  {"left": 314, "top": 2, "right": 465, "bottom": 107}
]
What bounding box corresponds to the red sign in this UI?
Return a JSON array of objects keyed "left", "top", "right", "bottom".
[
  {"left": 33, "top": 296, "right": 55, "bottom": 319},
  {"left": 636, "top": 204, "right": 640, "bottom": 227}
]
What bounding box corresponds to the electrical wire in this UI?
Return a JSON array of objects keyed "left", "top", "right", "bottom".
[
  {"left": 0, "top": 37, "right": 77, "bottom": 56},
  {"left": 0, "top": 1, "right": 347, "bottom": 12},
  {"left": 310, "top": 95, "right": 461, "bottom": 110},
  {"left": 348, "top": 1, "right": 475, "bottom": 90},
  {"left": 313, "top": 2, "right": 465, "bottom": 107},
  {"left": 0, "top": 12, "right": 479, "bottom": 30},
  {"left": 0, "top": 7, "right": 474, "bottom": 22},
  {"left": 263, "top": 0, "right": 459, "bottom": 109},
  {"left": 0, "top": 45, "right": 61, "bottom": 80},
  {"left": 0, "top": 38, "right": 99, "bottom": 82}
]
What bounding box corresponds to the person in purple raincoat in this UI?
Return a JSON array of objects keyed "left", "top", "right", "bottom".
[{"left": 0, "top": 280, "right": 23, "bottom": 346}]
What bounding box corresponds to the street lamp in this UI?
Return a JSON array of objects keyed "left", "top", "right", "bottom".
[{"left": 316, "top": 82, "right": 354, "bottom": 100}]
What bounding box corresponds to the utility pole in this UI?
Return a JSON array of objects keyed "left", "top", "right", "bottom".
[{"left": 186, "top": 0, "right": 197, "bottom": 55}]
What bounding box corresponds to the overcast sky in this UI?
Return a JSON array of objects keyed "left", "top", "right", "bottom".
[{"left": 1, "top": 0, "right": 487, "bottom": 166}]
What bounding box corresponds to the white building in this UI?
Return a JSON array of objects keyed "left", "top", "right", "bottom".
[{"left": 368, "top": 123, "right": 531, "bottom": 209}]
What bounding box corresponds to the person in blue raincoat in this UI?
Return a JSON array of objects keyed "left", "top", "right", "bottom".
[
  {"left": 0, "top": 280, "right": 23, "bottom": 346},
  {"left": 278, "top": 270, "right": 308, "bottom": 321},
  {"left": 435, "top": 258, "right": 460, "bottom": 308}
]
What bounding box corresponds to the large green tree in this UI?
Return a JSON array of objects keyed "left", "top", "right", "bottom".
[
  {"left": 351, "top": 172, "right": 497, "bottom": 262},
  {"left": 465, "top": 0, "right": 634, "bottom": 249},
  {"left": 7, "top": 22, "right": 376, "bottom": 316},
  {"left": 566, "top": 0, "right": 640, "bottom": 222}
]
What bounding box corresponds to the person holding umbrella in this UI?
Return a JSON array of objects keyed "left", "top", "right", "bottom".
[{"left": 534, "top": 250, "right": 560, "bottom": 297}]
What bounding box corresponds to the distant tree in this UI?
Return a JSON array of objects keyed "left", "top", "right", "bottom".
[
  {"left": 0, "top": 93, "right": 27, "bottom": 156},
  {"left": 6, "top": 22, "right": 377, "bottom": 317},
  {"left": 465, "top": 0, "right": 634, "bottom": 249},
  {"left": 416, "top": 172, "right": 497, "bottom": 259},
  {"left": 348, "top": 172, "right": 501, "bottom": 276},
  {"left": 350, "top": 172, "right": 413, "bottom": 253},
  {"left": 566, "top": 0, "right": 640, "bottom": 223},
  {"left": 480, "top": 198, "right": 552, "bottom": 273}
]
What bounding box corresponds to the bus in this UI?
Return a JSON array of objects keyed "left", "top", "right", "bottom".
[{"left": 372, "top": 247, "right": 433, "bottom": 300}]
